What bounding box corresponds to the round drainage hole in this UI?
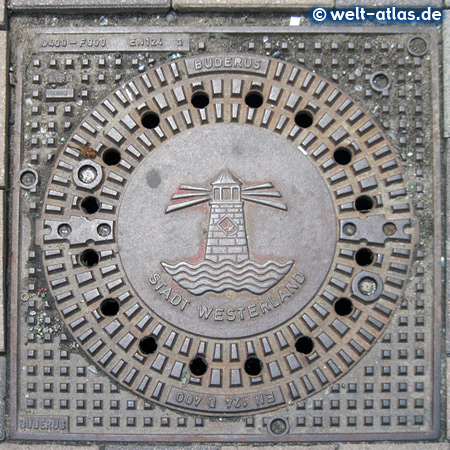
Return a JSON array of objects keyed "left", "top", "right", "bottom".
[
  {"left": 295, "top": 336, "right": 314, "bottom": 355},
  {"left": 244, "top": 357, "right": 263, "bottom": 376},
  {"left": 191, "top": 91, "right": 210, "bottom": 109},
  {"left": 355, "top": 248, "right": 375, "bottom": 266},
  {"left": 189, "top": 356, "right": 208, "bottom": 376},
  {"left": 100, "top": 298, "right": 120, "bottom": 316},
  {"left": 102, "top": 148, "right": 121, "bottom": 166},
  {"left": 138, "top": 336, "right": 158, "bottom": 355},
  {"left": 355, "top": 195, "right": 374, "bottom": 213},
  {"left": 81, "top": 196, "right": 100, "bottom": 214},
  {"left": 333, "top": 147, "right": 353, "bottom": 165},
  {"left": 80, "top": 249, "right": 100, "bottom": 268},
  {"left": 141, "top": 111, "right": 160, "bottom": 129},
  {"left": 334, "top": 297, "right": 353, "bottom": 316},
  {"left": 294, "top": 110, "right": 314, "bottom": 128},
  {"left": 245, "top": 91, "right": 264, "bottom": 108}
]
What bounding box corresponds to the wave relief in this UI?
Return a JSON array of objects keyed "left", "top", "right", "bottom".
[{"left": 161, "top": 259, "right": 294, "bottom": 295}]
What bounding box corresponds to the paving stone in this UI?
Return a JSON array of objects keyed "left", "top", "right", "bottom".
[
  {"left": 173, "top": 0, "right": 333, "bottom": 11},
  {"left": 0, "top": 31, "right": 6, "bottom": 189},
  {"left": 444, "top": 11, "right": 450, "bottom": 138},
  {"left": 225, "top": 447, "right": 335, "bottom": 450},
  {"left": 0, "top": 1, "right": 5, "bottom": 28},
  {"left": 448, "top": 357, "right": 450, "bottom": 439},
  {"left": 0, "top": 192, "right": 4, "bottom": 354},
  {"left": 336, "top": 0, "right": 442, "bottom": 5},
  {"left": 0, "top": 357, "right": 4, "bottom": 440},
  {"left": 8, "top": 0, "right": 169, "bottom": 11},
  {"left": 0, "top": 446, "right": 99, "bottom": 449},
  {"left": 339, "top": 445, "right": 450, "bottom": 449},
  {"left": 106, "top": 447, "right": 223, "bottom": 450},
  {"left": 106, "top": 447, "right": 335, "bottom": 450},
  {"left": 447, "top": 138, "right": 450, "bottom": 354}
]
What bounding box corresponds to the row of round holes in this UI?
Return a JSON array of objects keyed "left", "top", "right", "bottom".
[
  {"left": 79, "top": 194, "right": 375, "bottom": 216},
  {"left": 97, "top": 296, "right": 355, "bottom": 377},
  {"left": 80, "top": 188, "right": 375, "bottom": 217},
  {"left": 139, "top": 90, "right": 314, "bottom": 130},
  {"left": 80, "top": 104, "right": 375, "bottom": 218},
  {"left": 82, "top": 246, "right": 374, "bottom": 271},
  {"left": 99, "top": 296, "right": 354, "bottom": 320},
  {"left": 135, "top": 97, "right": 376, "bottom": 216}
]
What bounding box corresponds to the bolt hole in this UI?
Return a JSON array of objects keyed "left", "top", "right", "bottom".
[
  {"left": 295, "top": 336, "right": 314, "bottom": 355},
  {"left": 268, "top": 417, "right": 289, "bottom": 436},
  {"left": 333, "top": 147, "right": 353, "bottom": 165},
  {"left": 355, "top": 248, "right": 375, "bottom": 266},
  {"left": 189, "top": 356, "right": 208, "bottom": 376},
  {"left": 358, "top": 276, "right": 378, "bottom": 296},
  {"left": 383, "top": 222, "right": 397, "bottom": 236},
  {"left": 80, "top": 249, "right": 100, "bottom": 268},
  {"left": 138, "top": 336, "right": 158, "bottom": 355},
  {"left": 57, "top": 223, "right": 72, "bottom": 237},
  {"left": 245, "top": 91, "right": 264, "bottom": 108},
  {"left": 244, "top": 357, "right": 263, "bottom": 376},
  {"left": 100, "top": 298, "right": 120, "bottom": 317},
  {"left": 334, "top": 297, "right": 353, "bottom": 316},
  {"left": 97, "top": 223, "right": 112, "bottom": 237},
  {"left": 81, "top": 196, "right": 100, "bottom": 214},
  {"left": 191, "top": 91, "right": 210, "bottom": 109},
  {"left": 102, "top": 148, "right": 121, "bottom": 166},
  {"left": 343, "top": 223, "right": 357, "bottom": 236},
  {"left": 20, "top": 169, "right": 38, "bottom": 188},
  {"left": 141, "top": 111, "right": 160, "bottom": 129},
  {"left": 78, "top": 165, "right": 98, "bottom": 184},
  {"left": 355, "top": 195, "right": 374, "bottom": 213},
  {"left": 294, "top": 110, "right": 314, "bottom": 128}
]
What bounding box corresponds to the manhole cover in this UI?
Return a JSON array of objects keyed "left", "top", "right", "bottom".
[
  {"left": 39, "top": 54, "right": 418, "bottom": 415},
  {"left": 9, "top": 23, "right": 442, "bottom": 442}
]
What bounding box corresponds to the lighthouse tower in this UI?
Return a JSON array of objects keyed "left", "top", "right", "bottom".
[{"left": 205, "top": 170, "right": 250, "bottom": 264}]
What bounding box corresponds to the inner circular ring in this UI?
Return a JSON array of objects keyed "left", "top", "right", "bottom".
[{"left": 118, "top": 123, "right": 337, "bottom": 339}]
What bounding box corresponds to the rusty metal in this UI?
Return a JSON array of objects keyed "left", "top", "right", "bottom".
[{"left": 8, "top": 22, "right": 442, "bottom": 443}]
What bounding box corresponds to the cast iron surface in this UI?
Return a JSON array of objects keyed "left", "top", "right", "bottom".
[
  {"left": 39, "top": 54, "right": 417, "bottom": 415},
  {"left": 8, "top": 22, "right": 442, "bottom": 441}
]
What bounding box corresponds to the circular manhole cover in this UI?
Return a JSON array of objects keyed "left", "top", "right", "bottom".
[{"left": 40, "top": 54, "right": 416, "bottom": 415}]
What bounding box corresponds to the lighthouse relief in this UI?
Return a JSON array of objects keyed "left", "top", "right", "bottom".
[{"left": 161, "top": 170, "right": 294, "bottom": 295}]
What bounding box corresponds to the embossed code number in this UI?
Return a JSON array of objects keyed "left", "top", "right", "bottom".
[
  {"left": 79, "top": 38, "right": 107, "bottom": 48},
  {"left": 41, "top": 39, "right": 67, "bottom": 48},
  {"left": 40, "top": 38, "right": 107, "bottom": 48},
  {"left": 176, "top": 393, "right": 202, "bottom": 407},
  {"left": 225, "top": 397, "right": 248, "bottom": 409},
  {"left": 175, "top": 393, "right": 249, "bottom": 409}
]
